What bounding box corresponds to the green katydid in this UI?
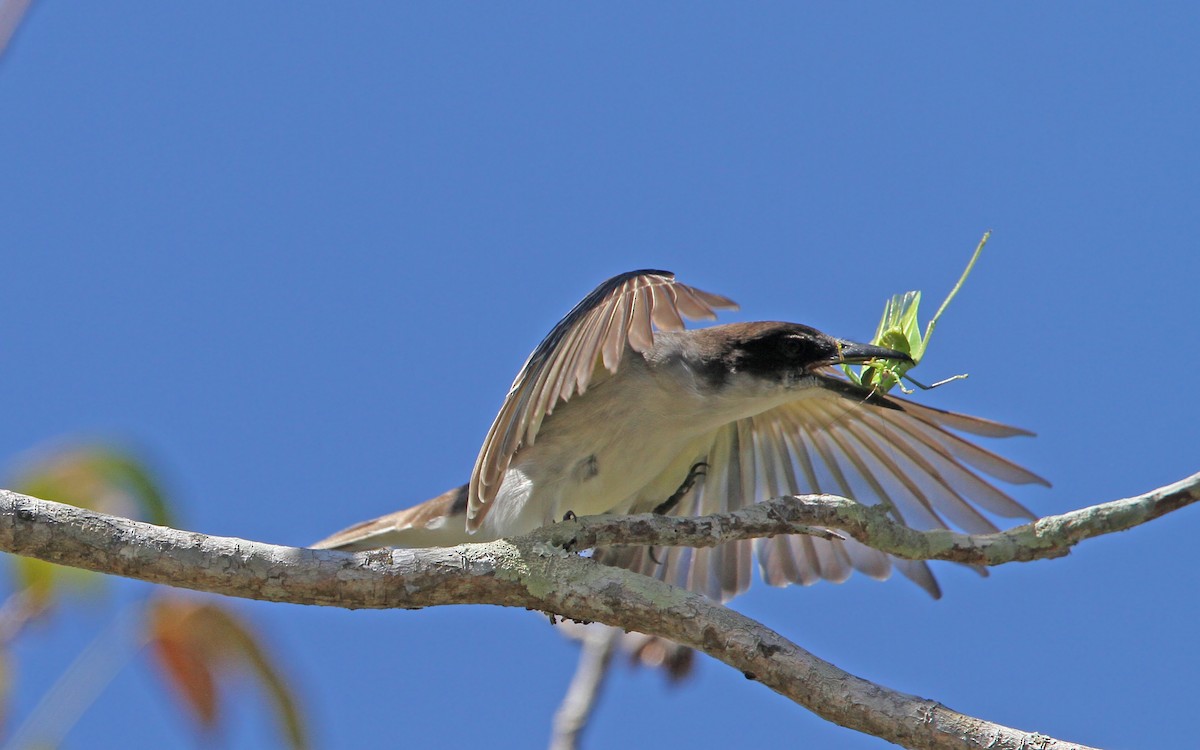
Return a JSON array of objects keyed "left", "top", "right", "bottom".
[{"left": 843, "top": 231, "right": 990, "bottom": 395}]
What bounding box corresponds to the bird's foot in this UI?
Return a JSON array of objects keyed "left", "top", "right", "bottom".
[
  {"left": 560, "top": 510, "right": 580, "bottom": 552},
  {"left": 653, "top": 462, "right": 708, "bottom": 515}
]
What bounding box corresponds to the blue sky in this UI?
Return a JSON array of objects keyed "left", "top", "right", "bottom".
[{"left": 3, "top": 4, "right": 1198, "bottom": 748}]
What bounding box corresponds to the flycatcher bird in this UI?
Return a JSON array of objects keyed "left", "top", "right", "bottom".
[{"left": 314, "top": 269, "right": 1047, "bottom": 599}]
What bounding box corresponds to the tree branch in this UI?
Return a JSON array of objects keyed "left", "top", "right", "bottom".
[
  {"left": 542, "top": 470, "right": 1200, "bottom": 566},
  {"left": 6, "top": 474, "right": 1195, "bottom": 750},
  {"left": 549, "top": 626, "right": 618, "bottom": 750}
]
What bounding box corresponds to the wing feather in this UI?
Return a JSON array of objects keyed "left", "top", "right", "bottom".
[
  {"left": 743, "top": 382, "right": 1044, "bottom": 595},
  {"left": 467, "top": 270, "right": 737, "bottom": 528},
  {"left": 770, "top": 410, "right": 925, "bottom": 588},
  {"left": 672, "top": 285, "right": 724, "bottom": 321},
  {"left": 626, "top": 281, "right": 656, "bottom": 352},
  {"left": 836, "top": 417, "right": 999, "bottom": 534},
  {"left": 853, "top": 409, "right": 1035, "bottom": 521},
  {"left": 650, "top": 282, "right": 687, "bottom": 331},
  {"left": 567, "top": 301, "right": 610, "bottom": 395},
  {"left": 894, "top": 412, "right": 1047, "bottom": 488},
  {"left": 575, "top": 372, "right": 1040, "bottom": 602},
  {"left": 635, "top": 377, "right": 1044, "bottom": 601},
  {"left": 599, "top": 289, "right": 633, "bottom": 371}
]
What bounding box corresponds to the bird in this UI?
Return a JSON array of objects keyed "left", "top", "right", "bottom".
[{"left": 313, "top": 269, "right": 1047, "bottom": 599}]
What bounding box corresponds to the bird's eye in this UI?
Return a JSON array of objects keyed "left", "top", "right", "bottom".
[
  {"left": 777, "top": 338, "right": 806, "bottom": 362},
  {"left": 779, "top": 336, "right": 805, "bottom": 358}
]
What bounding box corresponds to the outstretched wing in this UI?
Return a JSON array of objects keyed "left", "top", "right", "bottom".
[
  {"left": 467, "top": 270, "right": 738, "bottom": 530},
  {"left": 619, "top": 377, "right": 1048, "bottom": 600},
  {"left": 319, "top": 372, "right": 1047, "bottom": 600}
]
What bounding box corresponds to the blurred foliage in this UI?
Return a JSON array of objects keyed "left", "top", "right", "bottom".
[
  {"left": 147, "top": 597, "right": 309, "bottom": 749},
  {"left": 1, "top": 441, "right": 308, "bottom": 748},
  {"left": 560, "top": 622, "right": 696, "bottom": 685},
  {"left": 11, "top": 444, "right": 174, "bottom": 524},
  {"left": 7, "top": 444, "right": 175, "bottom": 610},
  {"left": 625, "top": 631, "right": 695, "bottom": 683}
]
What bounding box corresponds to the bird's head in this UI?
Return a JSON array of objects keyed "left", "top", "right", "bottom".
[{"left": 689, "top": 322, "right": 911, "bottom": 393}]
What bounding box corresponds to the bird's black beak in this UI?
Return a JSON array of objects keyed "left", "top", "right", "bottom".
[{"left": 834, "top": 340, "right": 913, "bottom": 365}]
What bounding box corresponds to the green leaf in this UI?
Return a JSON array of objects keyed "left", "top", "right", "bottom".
[
  {"left": 9, "top": 442, "right": 176, "bottom": 526},
  {"left": 6, "top": 442, "right": 179, "bottom": 605}
]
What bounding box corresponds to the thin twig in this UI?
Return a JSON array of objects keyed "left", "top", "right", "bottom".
[
  {"left": 3, "top": 600, "right": 148, "bottom": 750},
  {"left": 542, "top": 470, "right": 1200, "bottom": 565},
  {"left": 0, "top": 0, "right": 33, "bottom": 58},
  {"left": 549, "top": 626, "right": 618, "bottom": 750}
]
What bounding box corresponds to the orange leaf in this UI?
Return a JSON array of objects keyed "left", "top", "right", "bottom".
[{"left": 144, "top": 597, "right": 309, "bottom": 749}]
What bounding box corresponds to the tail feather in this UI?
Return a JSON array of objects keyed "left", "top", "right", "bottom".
[{"left": 311, "top": 485, "right": 471, "bottom": 551}]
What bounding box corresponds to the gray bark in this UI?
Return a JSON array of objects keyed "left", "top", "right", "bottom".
[{"left": 4, "top": 474, "right": 1197, "bottom": 749}]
